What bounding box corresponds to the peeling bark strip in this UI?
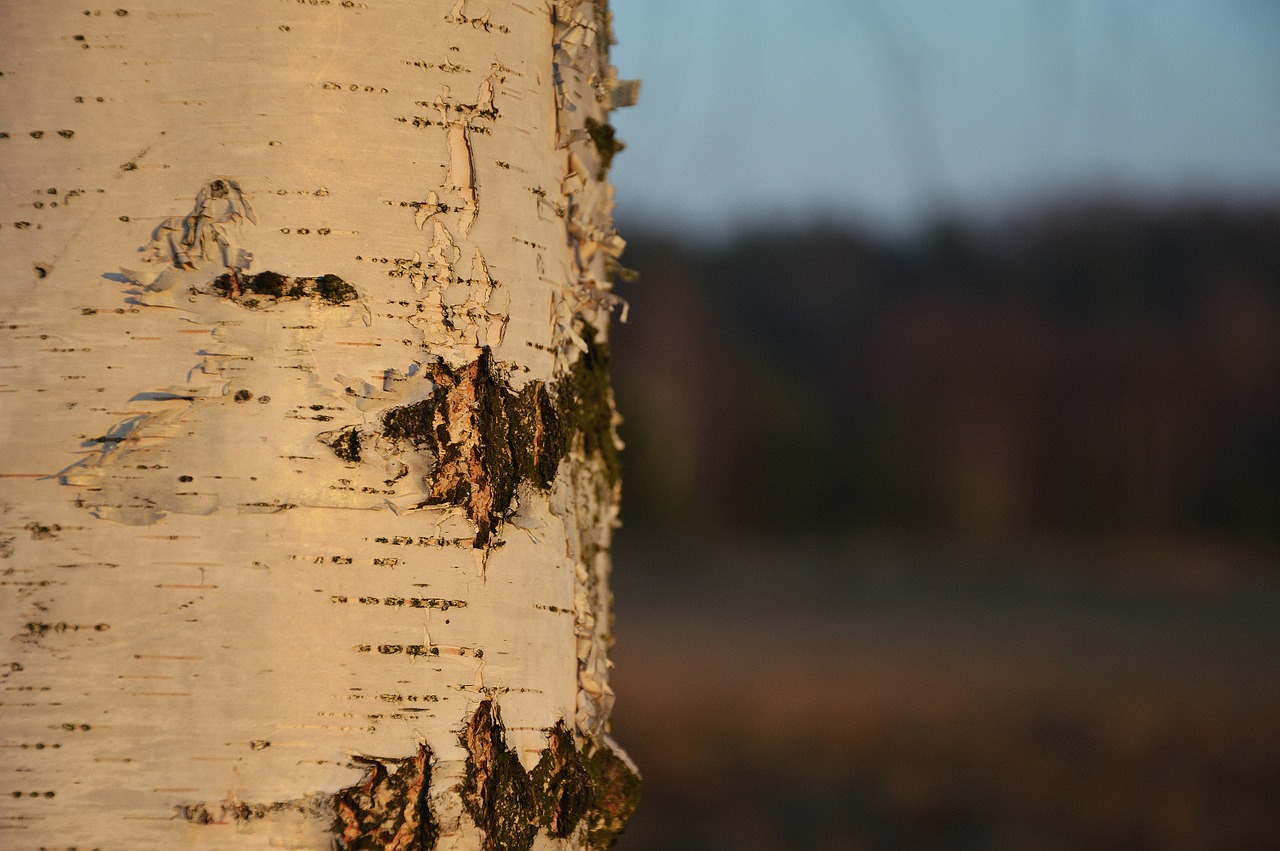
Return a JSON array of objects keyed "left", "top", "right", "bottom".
[
  {"left": 459, "top": 700, "right": 640, "bottom": 850},
  {"left": 333, "top": 745, "right": 439, "bottom": 851},
  {"left": 335, "top": 330, "right": 619, "bottom": 548}
]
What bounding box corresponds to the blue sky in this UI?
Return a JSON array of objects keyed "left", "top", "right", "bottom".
[{"left": 607, "top": 0, "right": 1280, "bottom": 236}]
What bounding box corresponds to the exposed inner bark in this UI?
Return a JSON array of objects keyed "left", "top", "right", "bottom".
[
  {"left": 529, "top": 720, "right": 593, "bottom": 837},
  {"left": 459, "top": 699, "right": 539, "bottom": 850},
  {"left": 332, "top": 744, "right": 438, "bottom": 851},
  {"left": 328, "top": 331, "right": 618, "bottom": 549},
  {"left": 377, "top": 351, "right": 560, "bottom": 548},
  {"left": 457, "top": 699, "right": 640, "bottom": 850}
]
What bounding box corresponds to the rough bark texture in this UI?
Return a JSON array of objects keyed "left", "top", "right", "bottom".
[{"left": 0, "top": 1, "right": 638, "bottom": 847}]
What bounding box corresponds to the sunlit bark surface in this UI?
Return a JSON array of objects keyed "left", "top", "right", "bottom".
[{"left": 0, "top": 1, "right": 638, "bottom": 847}]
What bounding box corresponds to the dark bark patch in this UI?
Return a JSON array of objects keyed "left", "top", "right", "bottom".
[
  {"left": 581, "top": 740, "right": 642, "bottom": 849},
  {"left": 559, "top": 326, "right": 621, "bottom": 490},
  {"left": 512, "top": 380, "right": 566, "bottom": 491},
  {"left": 25, "top": 523, "right": 60, "bottom": 541},
  {"left": 339, "top": 333, "right": 615, "bottom": 548},
  {"left": 459, "top": 699, "right": 537, "bottom": 851},
  {"left": 316, "top": 273, "right": 360, "bottom": 304},
  {"left": 332, "top": 743, "right": 439, "bottom": 851},
  {"left": 209, "top": 271, "right": 359, "bottom": 307},
  {"left": 176, "top": 706, "right": 637, "bottom": 848},
  {"left": 528, "top": 720, "right": 592, "bottom": 838},
  {"left": 455, "top": 702, "right": 640, "bottom": 849},
  {"left": 584, "top": 117, "right": 625, "bottom": 179},
  {"left": 324, "top": 425, "right": 363, "bottom": 464},
  {"left": 175, "top": 794, "right": 335, "bottom": 829}
]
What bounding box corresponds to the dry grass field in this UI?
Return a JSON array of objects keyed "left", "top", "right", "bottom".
[{"left": 607, "top": 537, "right": 1280, "bottom": 850}]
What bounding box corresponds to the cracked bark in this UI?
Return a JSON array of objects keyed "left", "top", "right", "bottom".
[{"left": 0, "top": 1, "right": 638, "bottom": 847}]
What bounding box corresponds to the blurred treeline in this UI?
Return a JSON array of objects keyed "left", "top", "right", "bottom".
[{"left": 611, "top": 199, "right": 1280, "bottom": 548}]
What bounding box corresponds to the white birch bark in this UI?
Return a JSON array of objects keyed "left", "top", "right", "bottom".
[{"left": 0, "top": 1, "right": 639, "bottom": 848}]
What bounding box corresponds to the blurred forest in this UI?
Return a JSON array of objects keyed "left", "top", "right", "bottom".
[
  {"left": 605, "top": 197, "right": 1280, "bottom": 850},
  {"left": 613, "top": 198, "right": 1280, "bottom": 550}
]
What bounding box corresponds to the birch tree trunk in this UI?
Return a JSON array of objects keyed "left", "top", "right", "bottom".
[{"left": 0, "top": 1, "right": 639, "bottom": 848}]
